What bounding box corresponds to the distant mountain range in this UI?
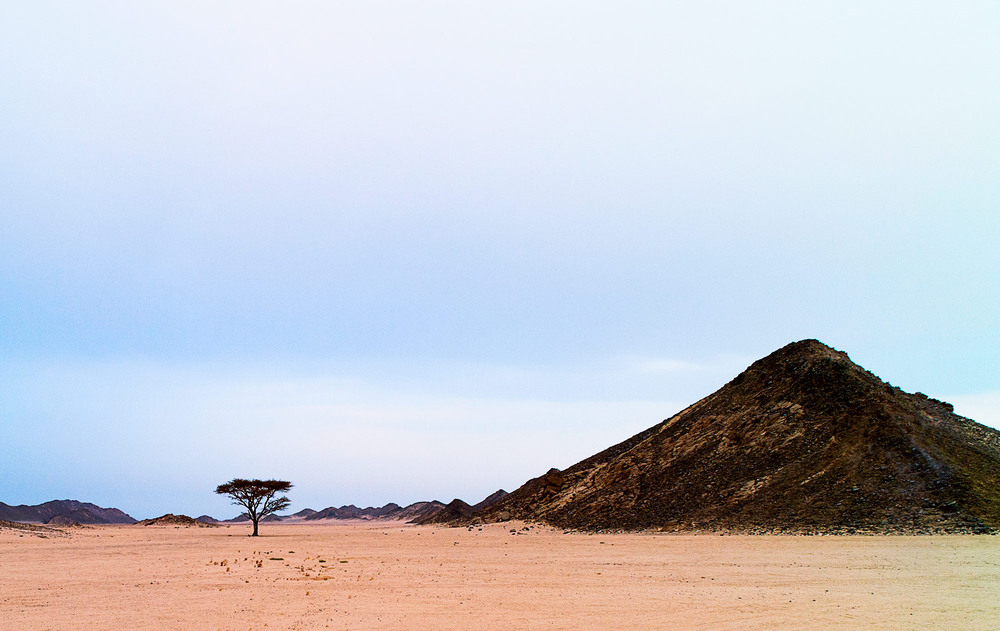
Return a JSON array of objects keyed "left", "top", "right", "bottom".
[
  {"left": 307, "top": 503, "right": 404, "bottom": 520},
  {"left": 0, "top": 500, "right": 137, "bottom": 525},
  {"left": 403, "top": 491, "right": 514, "bottom": 525},
  {"left": 201, "top": 496, "right": 508, "bottom": 525},
  {"left": 0, "top": 494, "right": 510, "bottom": 527}
]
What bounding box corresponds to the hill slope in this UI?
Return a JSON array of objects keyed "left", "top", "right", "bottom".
[{"left": 477, "top": 340, "right": 1000, "bottom": 533}]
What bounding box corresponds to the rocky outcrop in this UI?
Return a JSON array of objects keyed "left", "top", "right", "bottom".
[{"left": 137, "top": 514, "right": 218, "bottom": 527}]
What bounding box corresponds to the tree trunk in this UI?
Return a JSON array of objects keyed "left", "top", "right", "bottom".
[{"left": 251, "top": 518, "right": 259, "bottom": 536}]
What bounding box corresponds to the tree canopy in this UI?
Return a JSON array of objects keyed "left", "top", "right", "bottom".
[{"left": 215, "top": 478, "right": 292, "bottom": 536}]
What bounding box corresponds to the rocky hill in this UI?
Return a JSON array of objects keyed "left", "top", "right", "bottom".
[
  {"left": 394, "top": 501, "right": 447, "bottom": 522},
  {"left": 0, "top": 500, "right": 137, "bottom": 525},
  {"left": 416, "top": 490, "right": 509, "bottom": 524},
  {"left": 476, "top": 340, "right": 1000, "bottom": 533},
  {"left": 415, "top": 499, "right": 474, "bottom": 525},
  {"left": 137, "top": 514, "right": 217, "bottom": 527}
]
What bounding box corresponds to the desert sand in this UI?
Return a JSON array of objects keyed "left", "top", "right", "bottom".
[{"left": 2, "top": 521, "right": 998, "bottom": 630}]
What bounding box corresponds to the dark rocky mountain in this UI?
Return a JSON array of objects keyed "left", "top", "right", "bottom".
[
  {"left": 415, "top": 499, "right": 474, "bottom": 525},
  {"left": 394, "top": 501, "right": 446, "bottom": 522},
  {"left": 290, "top": 508, "right": 318, "bottom": 519},
  {"left": 222, "top": 512, "right": 286, "bottom": 523},
  {"left": 415, "top": 490, "right": 509, "bottom": 524},
  {"left": 307, "top": 505, "right": 361, "bottom": 520},
  {"left": 475, "top": 340, "right": 1000, "bottom": 533},
  {"left": 365, "top": 502, "right": 403, "bottom": 518},
  {"left": 195, "top": 515, "right": 220, "bottom": 524},
  {"left": 223, "top": 514, "right": 250, "bottom": 523},
  {"left": 307, "top": 505, "right": 362, "bottom": 520},
  {"left": 0, "top": 500, "right": 137, "bottom": 525}
]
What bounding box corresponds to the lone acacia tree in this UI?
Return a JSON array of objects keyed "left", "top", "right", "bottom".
[{"left": 215, "top": 478, "right": 292, "bottom": 536}]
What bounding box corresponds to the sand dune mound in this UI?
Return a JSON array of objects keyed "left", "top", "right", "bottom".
[{"left": 477, "top": 339, "right": 1000, "bottom": 533}]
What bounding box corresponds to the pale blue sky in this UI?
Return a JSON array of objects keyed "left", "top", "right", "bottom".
[{"left": 2, "top": 2, "right": 998, "bottom": 519}]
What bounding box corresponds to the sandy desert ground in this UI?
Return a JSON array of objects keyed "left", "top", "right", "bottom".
[{"left": 2, "top": 521, "right": 998, "bottom": 630}]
